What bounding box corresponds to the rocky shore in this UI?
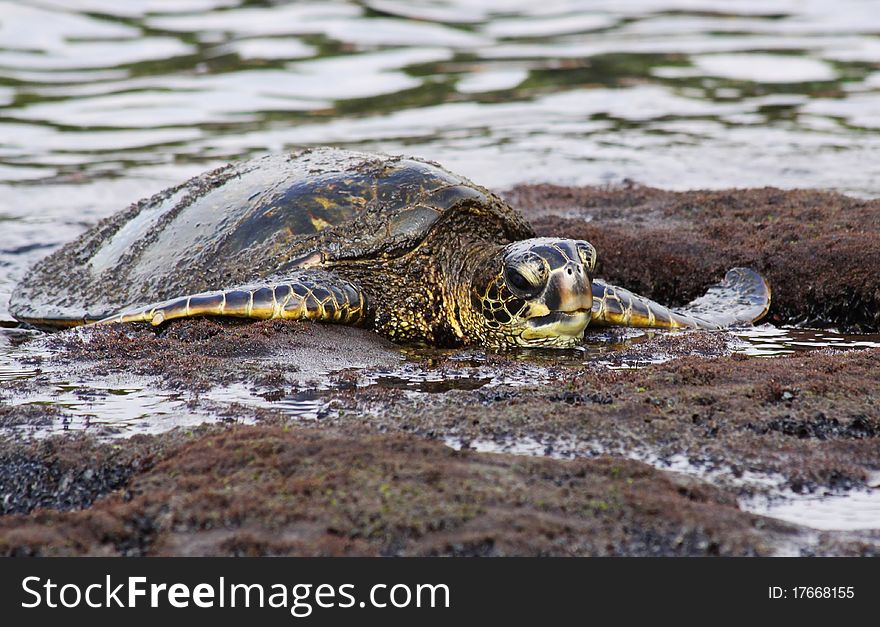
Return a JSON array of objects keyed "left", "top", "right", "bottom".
[{"left": 1, "top": 184, "right": 878, "bottom": 556}]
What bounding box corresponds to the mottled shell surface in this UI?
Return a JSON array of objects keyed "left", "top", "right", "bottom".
[{"left": 11, "top": 148, "right": 532, "bottom": 324}]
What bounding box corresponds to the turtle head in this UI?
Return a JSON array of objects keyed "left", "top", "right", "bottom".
[{"left": 472, "top": 238, "right": 597, "bottom": 348}]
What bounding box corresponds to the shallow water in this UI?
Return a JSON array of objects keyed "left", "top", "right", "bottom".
[
  {"left": 1, "top": 1, "right": 879, "bottom": 535},
  {"left": 446, "top": 438, "right": 880, "bottom": 534},
  {"left": 2, "top": 322, "right": 876, "bottom": 438},
  {"left": 746, "top": 486, "right": 880, "bottom": 533},
  {"left": 2, "top": 320, "right": 879, "bottom": 532},
  {"left": 733, "top": 325, "right": 880, "bottom": 357}
]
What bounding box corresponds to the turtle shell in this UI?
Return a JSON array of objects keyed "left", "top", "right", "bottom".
[{"left": 10, "top": 148, "right": 533, "bottom": 326}]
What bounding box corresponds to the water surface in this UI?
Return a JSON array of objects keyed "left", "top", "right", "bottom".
[
  {"left": 1, "top": 0, "right": 879, "bottom": 534},
  {"left": 2, "top": 0, "right": 880, "bottom": 322}
]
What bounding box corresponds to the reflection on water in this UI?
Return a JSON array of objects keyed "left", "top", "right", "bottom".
[
  {"left": 744, "top": 486, "right": 880, "bottom": 532},
  {"left": 0, "top": 0, "right": 878, "bottom": 535},
  {"left": 2, "top": 320, "right": 878, "bottom": 532},
  {"left": 733, "top": 325, "right": 880, "bottom": 356},
  {"left": 2, "top": 321, "right": 877, "bottom": 438},
  {"left": 2, "top": 0, "right": 880, "bottom": 323},
  {"left": 2, "top": 1, "right": 880, "bottom": 190},
  {"left": 0, "top": 332, "right": 219, "bottom": 437}
]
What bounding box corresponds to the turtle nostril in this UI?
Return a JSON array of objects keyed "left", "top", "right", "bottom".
[{"left": 566, "top": 268, "right": 573, "bottom": 275}]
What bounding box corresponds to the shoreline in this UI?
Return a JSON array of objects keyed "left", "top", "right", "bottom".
[{"left": 1, "top": 183, "right": 878, "bottom": 556}]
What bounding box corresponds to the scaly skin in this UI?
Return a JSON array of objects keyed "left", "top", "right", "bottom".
[
  {"left": 590, "top": 280, "right": 716, "bottom": 329},
  {"left": 590, "top": 268, "right": 771, "bottom": 330},
  {"left": 97, "top": 272, "right": 367, "bottom": 327}
]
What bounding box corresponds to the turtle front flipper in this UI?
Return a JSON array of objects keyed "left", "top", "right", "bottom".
[
  {"left": 94, "top": 271, "right": 369, "bottom": 327},
  {"left": 590, "top": 267, "right": 770, "bottom": 330}
]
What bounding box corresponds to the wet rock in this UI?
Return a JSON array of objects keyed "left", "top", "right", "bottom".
[
  {"left": 2, "top": 184, "right": 879, "bottom": 555},
  {"left": 0, "top": 402, "right": 58, "bottom": 427},
  {"left": 41, "top": 318, "right": 402, "bottom": 392},
  {"left": 812, "top": 533, "right": 880, "bottom": 557},
  {"left": 0, "top": 425, "right": 798, "bottom": 557},
  {"left": 333, "top": 346, "right": 880, "bottom": 496},
  {"left": 748, "top": 413, "right": 878, "bottom": 441},
  {"left": 0, "top": 435, "right": 144, "bottom": 515}
]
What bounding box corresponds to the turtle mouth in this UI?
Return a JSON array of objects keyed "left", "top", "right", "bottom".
[{"left": 526, "top": 309, "right": 591, "bottom": 336}]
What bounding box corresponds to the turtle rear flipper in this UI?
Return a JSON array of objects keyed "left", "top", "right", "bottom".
[
  {"left": 676, "top": 267, "right": 770, "bottom": 328},
  {"left": 93, "top": 270, "right": 369, "bottom": 327},
  {"left": 590, "top": 267, "right": 770, "bottom": 330}
]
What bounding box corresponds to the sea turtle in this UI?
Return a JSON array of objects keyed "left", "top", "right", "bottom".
[{"left": 9, "top": 148, "right": 770, "bottom": 349}]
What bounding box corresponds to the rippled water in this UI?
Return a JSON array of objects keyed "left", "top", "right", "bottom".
[
  {"left": 1, "top": 1, "right": 879, "bottom": 534},
  {"left": 2, "top": 1, "right": 877, "bottom": 356},
  {"left": 2, "top": 0, "right": 880, "bottom": 320},
  {"left": 734, "top": 325, "right": 880, "bottom": 356}
]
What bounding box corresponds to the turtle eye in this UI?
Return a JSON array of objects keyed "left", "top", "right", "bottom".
[
  {"left": 504, "top": 264, "right": 544, "bottom": 299},
  {"left": 576, "top": 242, "right": 597, "bottom": 272}
]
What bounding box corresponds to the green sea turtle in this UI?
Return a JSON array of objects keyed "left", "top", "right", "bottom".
[{"left": 9, "top": 148, "right": 770, "bottom": 348}]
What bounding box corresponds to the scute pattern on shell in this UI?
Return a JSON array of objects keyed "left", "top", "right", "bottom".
[{"left": 10, "top": 148, "right": 532, "bottom": 325}]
